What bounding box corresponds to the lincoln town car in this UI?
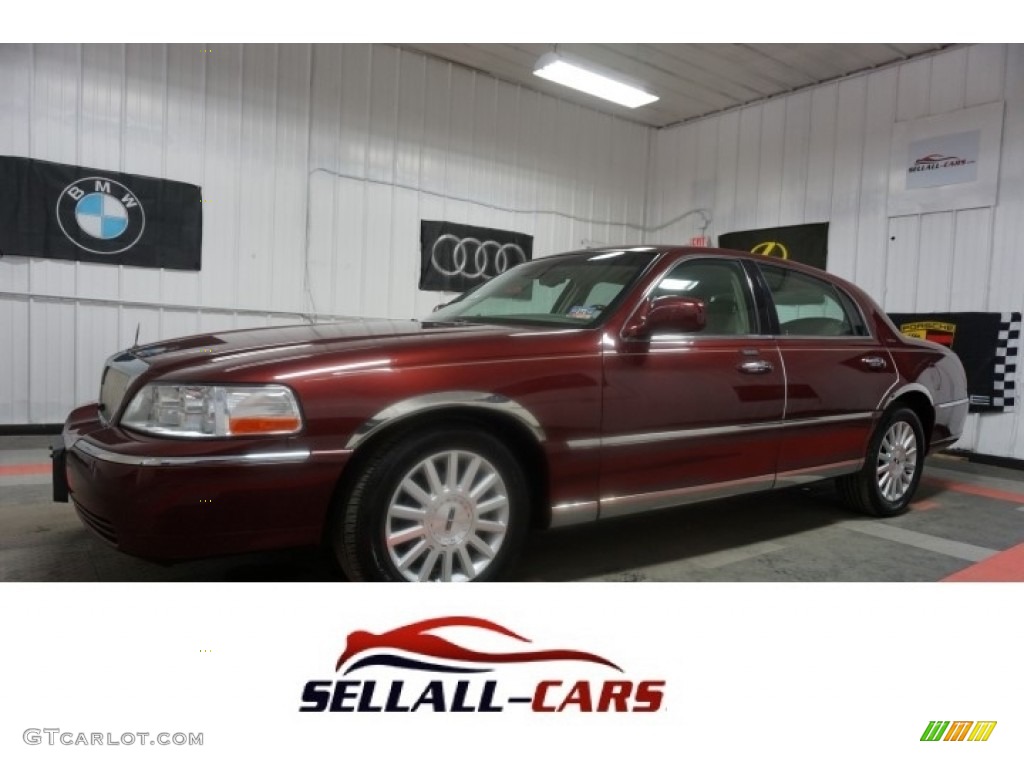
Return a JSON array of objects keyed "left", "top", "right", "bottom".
[{"left": 52, "top": 246, "right": 969, "bottom": 581}]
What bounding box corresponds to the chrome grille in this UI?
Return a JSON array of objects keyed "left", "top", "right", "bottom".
[
  {"left": 99, "top": 367, "right": 130, "bottom": 423},
  {"left": 98, "top": 353, "right": 149, "bottom": 424}
]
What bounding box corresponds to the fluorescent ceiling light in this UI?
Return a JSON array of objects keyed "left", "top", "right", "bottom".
[{"left": 533, "top": 53, "right": 659, "bottom": 109}]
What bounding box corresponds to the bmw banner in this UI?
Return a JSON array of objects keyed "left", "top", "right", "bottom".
[
  {"left": 719, "top": 222, "right": 829, "bottom": 270},
  {"left": 0, "top": 156, "right": 202, "bottom": 270},
  {"left": 420, "top": 220, "right": 532, "bottom": 293}
]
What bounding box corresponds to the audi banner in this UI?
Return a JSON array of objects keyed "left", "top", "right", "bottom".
[
  {"left": 420, "top": 220, "right": 533, "bottom": 293},
  {"left": 0, "top": 155, "right": 202, "bottom": 270},
  {"left": 719, "top": 222, "right": 829, "bottom": 271}
]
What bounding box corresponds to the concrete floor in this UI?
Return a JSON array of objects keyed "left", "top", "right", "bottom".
[{"left": 2, "top": 435, "right": 1023, "bottom": 581}]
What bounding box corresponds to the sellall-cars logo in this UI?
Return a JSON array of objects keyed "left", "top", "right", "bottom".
[{"left": 299, "top": 616, "right": 665, "bottom": 713}]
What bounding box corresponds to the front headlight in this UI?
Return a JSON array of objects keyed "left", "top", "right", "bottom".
[{"left": 121, "top": 384, "right": 303, "bottom": 438}]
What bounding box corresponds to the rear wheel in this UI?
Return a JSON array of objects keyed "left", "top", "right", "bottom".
[
  {"left": 837, "top": 406, "right": 925, "bottom": 517},
  {"left": 333, "top": 427, "right": 529, "bottom": 581}
]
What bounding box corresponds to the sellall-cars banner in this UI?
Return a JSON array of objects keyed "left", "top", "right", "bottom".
[
  {"left": 888, "top": 311, "right": 1020, "bottom": 413},
  {"left": 0, "top": 156, "right": 202, "bottom": 270},
  {"left": 719, "top": 222, "right": 829, "bottom": 270},
  {"left": 420, "top": 220, "right": 533, "bottom": 293}
]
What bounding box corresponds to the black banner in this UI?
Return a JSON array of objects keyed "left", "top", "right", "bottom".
[
  {"left": 719, "top": 222, "right": 829, "bottom": 270},
  {"left": 0, "top": 156, "right": 202, "bottom": 270},
  {"left": 420, "top": 220, "right": 533, "bottom": 292},
  {"left": 888, "top": 312, "right": 1020, "bottom": 413}
]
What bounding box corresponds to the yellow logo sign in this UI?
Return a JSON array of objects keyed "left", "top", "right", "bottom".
[
  {"left": 899, "top": 321, "right": 956, "bottom": 347},
  {"left": 751, "top": 241, "right": 789, "bottom": 260}
]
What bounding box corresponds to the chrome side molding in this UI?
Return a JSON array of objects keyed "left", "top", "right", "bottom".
[
  {"left": 567, "top": 411, "right": 875, "bottom": 450},
  {"left": 73, "top": 438, "right": 311, "bottom": 467},
  {"left": 773, "top": 459, "right": 863, "bottom": 487},
  {"left": 878, "top": 382, "right": 933, "bottom": 410},
  {"left": 346, "top": 391, "right": 546, "bottom": 450},
  {"left": 550, "top": 500, "right": 600, "bottom": 527},
  {"left": 600, "top": 474, "right": 776, "bottom": 519},
  {"left": 552, "top": 459, "right": 865, "bottom": 525}
]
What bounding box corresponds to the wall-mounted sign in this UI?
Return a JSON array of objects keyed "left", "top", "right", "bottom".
[
  {"left": 888, "top": 101, "right": 1004, "bottom": 215},
  {"left": 0, "top": 155, "right": 202, "bottom": 270},
  {"left": 905, "top": 130, "right": 980, "bottom": 189},
  {"left": 719, "top": 222, "right": 829, "bottom": 271},
  {"left": 420, "top": 221, "right": 533, "bottom": 293},
  {"left": 888, "top": 311, "right": 1019, "bottom": 413}
]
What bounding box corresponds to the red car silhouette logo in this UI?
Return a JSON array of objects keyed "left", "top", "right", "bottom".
[{"left": 336, "top": 616, "right": 623, "bottom": 675}]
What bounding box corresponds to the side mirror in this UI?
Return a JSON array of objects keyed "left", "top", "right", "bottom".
[{"left": 623, "top": 296, "right": 706, "bottom": 339}]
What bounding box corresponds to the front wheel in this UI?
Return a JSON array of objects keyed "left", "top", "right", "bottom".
[
  {"left": 837, "top": 406, "right": 926, "bottom": 517},
  {"left": 332, "top": 428, "right": 530, "bottom": 582}
]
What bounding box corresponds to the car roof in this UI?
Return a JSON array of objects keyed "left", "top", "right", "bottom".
[{"left": 542, "top": 245, "right": 836, "bottom": 281}]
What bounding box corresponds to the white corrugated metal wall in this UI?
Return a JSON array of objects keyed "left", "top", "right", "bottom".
[
  {"left": 0, "top": 43, "right": 650, "bottom": 424},
  {"left": 647, "top": 44, "right": 1024, "bottom": 460},
  {"left": 2, "top": 42, "right": 1023, "bottom": 460}
]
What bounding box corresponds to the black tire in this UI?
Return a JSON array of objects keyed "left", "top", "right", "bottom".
[
  {"left": 332, "top": 427, "right": 530, "bottom": 582},
  {"left": 837, "top": 406, "right": 926, "bottom": 517}
]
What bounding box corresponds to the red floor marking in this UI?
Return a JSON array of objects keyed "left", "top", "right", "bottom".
[
  {"left": 926, "top": 478, "right": 1024, "bottom": 506},
  {"left": 0, "top": 463, "right": 51, "bottom": 477},
  {"left": 910, "top": 499, "right": 939, "bottom": 511},
  {"left": 943, "top": 541, "right": 1024, "bottom": 582}
]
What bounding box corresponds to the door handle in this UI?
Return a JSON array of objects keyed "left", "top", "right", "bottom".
[
  {"left": 861, "top": 355, "right": 887, "bottom": 370},
  {"left": 737, "top": 360, "right": 774, "bottom": 374}
]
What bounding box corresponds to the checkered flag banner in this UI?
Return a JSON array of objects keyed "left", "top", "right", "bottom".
[
  {"left": 991, "top": 312, "right": 1020, "bottom": 411},
  {"left": 889, "top": 311, "right": 1020, "bottom": 413}
]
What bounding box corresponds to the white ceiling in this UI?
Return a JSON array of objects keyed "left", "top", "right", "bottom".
[{"left": 400, "top": 43, "right": 952, "bottom": 128}]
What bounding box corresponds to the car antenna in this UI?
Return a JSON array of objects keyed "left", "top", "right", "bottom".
[{"left": 133, "top": 323, "right": 140, "bottom": 349}]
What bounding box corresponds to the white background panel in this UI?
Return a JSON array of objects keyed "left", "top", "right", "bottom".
[
  {"left": 74, "top": 304, "right": 119, "bottom": 406},
  {"left": 27, "top": 300, "right": 75, "bottom": 423},
  {"left": 0, "top": 297, "right": 30, "bottom": 423},
  {"left": 646, "top": 44, "right": 1024, "bottom": 458},
  {"left": 804, "top": 84, "right": 838, "bottom": 224},
  {"left": 853, "top": 67, "right": 898, "bottom": 302},
  {"left": 2, "top": 43, "right": 1022, "bottom": 458},
  {"left": 1, "top": 43, "right": 649, "bottom": 423},
  {"left": 0, "top": 584, "right": 1021, "bottom": 767}
]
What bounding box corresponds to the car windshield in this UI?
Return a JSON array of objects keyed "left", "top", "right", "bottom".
[{"left": 425, "top": 250, "right": 658, "bottom": 328}]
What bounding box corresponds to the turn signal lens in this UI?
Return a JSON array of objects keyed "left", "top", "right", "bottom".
[{"left": 227, "top": 416, "right": 302, "bottom": 435}]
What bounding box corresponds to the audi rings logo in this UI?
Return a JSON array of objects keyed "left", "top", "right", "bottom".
[
  {"left": 420, "top": 221, "right": 533, "bottom": 292},
  {"left": 431, "top": 235, "right": 527, "bottom": 280}
]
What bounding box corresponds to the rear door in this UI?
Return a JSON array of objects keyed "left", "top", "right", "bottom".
[{"left": 754, "top": 262, "right": 898, "bottom": 483}]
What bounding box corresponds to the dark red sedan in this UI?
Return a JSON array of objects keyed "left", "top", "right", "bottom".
[{"left": 53, "top": 246, "right": 968, "bottom": 581}]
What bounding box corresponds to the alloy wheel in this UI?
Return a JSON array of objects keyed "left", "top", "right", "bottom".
[
  {"left": 384, "top": 449, "right": 510, "bottom": 581},
  {"left": 875, "top": 420, "right": 919, "bottom": 503}
]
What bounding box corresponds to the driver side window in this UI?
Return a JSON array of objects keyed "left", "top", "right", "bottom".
[{"left": 651, "top": 259, "right": 755, "bottom": 335}]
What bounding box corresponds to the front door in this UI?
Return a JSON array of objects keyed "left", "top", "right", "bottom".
[{"left": 598, "top": 257, "right": 786, "bottom": 518}]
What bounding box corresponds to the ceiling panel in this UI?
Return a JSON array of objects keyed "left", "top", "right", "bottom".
[{"left": 399, "top": 43, "right": 952, "bottom": 127}]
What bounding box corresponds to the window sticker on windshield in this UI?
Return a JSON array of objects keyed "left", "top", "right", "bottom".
[{"left": 567, "top": 305, "right": 600, "bottom": 320}]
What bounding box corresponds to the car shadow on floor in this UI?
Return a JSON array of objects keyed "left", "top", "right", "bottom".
[
  {"left": 5, "top": 480, "right": 944, "bottom": 582},
  {"left": 515, "top": 480, "right": 915, "bottom": 581}
]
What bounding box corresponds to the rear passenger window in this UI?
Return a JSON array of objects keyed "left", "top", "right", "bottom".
[{"left": 759, "top": 264, "right": 867, "bottom": 337}]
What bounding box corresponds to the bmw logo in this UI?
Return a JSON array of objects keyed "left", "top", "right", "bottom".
[{"left": 56, "top": 177, "right": 146, "bottom": 255}]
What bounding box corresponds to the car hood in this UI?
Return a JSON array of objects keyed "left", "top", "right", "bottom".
[{"left": 129, "top": 318, "right": 596, "bottom": 382}]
